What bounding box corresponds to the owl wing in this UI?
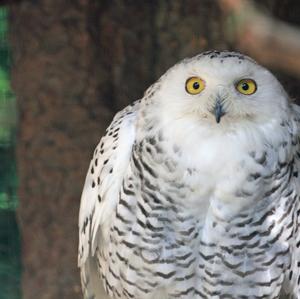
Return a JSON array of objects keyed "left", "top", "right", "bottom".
[
  {"left": 280, "top": 103, "right": 300, "bottom": 297},
  {"left": 78, "top": 102, "right": 139, "bottom": 298}
]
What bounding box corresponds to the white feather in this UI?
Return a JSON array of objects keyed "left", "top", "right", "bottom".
[{"left": 78, "top": 103, "right": 138, "bottom": 266}]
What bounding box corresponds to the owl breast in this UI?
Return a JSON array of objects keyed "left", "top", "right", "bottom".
[{"left": 97, "top": 128, "right": 294, "bottom": 299}]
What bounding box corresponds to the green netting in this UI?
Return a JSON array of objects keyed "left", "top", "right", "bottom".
[{"left": 0, "top": 6, "right": 21, "bottom": 299}]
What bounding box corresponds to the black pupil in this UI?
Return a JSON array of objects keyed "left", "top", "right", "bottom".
[
  {"left": 193, "top": 82, "right": 200, "bottom": 89},
  {"left": 242, "top": 82, "right": 249, "bottom": 90}
]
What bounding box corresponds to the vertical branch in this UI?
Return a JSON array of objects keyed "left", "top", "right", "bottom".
[{"left": 219, "top": 0, "right": 300, "bottom": 77}]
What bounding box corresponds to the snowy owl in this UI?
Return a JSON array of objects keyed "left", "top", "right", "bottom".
[{"left": 78, "top": 50, "right": 300, "bottom": 299}]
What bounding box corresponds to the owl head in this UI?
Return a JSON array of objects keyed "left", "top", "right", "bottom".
[{"left": 149, "top": 51, "right": 290, "bottom": 128}]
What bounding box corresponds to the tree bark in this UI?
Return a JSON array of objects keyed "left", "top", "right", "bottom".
[
  {"left": 10, "top": 1, "right": 115, "bottom": 298},
  {"left": 9, "top": 1, "right": 300, "bottom": 299}
]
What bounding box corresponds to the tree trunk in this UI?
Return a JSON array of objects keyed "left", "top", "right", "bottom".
[{"left": 9, "top": 1, "right": 300, "bottom": 299}]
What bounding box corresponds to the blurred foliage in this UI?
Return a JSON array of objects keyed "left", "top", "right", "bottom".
[
  {"left": 0, "top": 211, "right": 21, "bottom": 299},
  {"left": 0, "top": 7, "right": 17, "bottom": 209},
  {"left": 0, "top": 6, "right": 21, "bottom": 299},
  {"left": 0, "top": 146, "right": 17, "bottom": 210},
  {"left": 0, "top": 9, "right": 16, "bottom": 149}
]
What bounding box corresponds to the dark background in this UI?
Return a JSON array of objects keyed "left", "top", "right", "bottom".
[{"left": 1, "top": 1, "right": 300, "bottom": 298}]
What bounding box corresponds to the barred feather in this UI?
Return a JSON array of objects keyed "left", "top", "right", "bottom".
[{"left": 79, "top": 51, "right": 300, "bottom": 299}]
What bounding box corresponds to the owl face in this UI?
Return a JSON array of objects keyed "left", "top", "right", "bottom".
[{"left": 155, "top": 51, "right": 289, "bottom": 126}]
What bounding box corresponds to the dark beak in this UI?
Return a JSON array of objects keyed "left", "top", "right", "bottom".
[{"left": 213, "top": 100, "right": 226, "bottom": 123}]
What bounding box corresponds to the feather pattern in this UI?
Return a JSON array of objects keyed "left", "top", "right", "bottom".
[
  {"left": 78, "top": 102, "right": 139, "bottom": 298},
  {"left": 79, "top": 51, "right": 300, "bottom": 299}
]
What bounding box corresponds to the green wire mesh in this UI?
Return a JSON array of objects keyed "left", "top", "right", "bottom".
[{"left": 0, "top": 6, "right": 21, "bottom": 299}]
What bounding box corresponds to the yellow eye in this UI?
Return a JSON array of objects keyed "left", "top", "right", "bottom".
[
  {"left": 236, "top": 79, "right": 257, "bottom": 95},
  {"left": 185, "top": 77, "right": 205, "bottom": 95}
]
